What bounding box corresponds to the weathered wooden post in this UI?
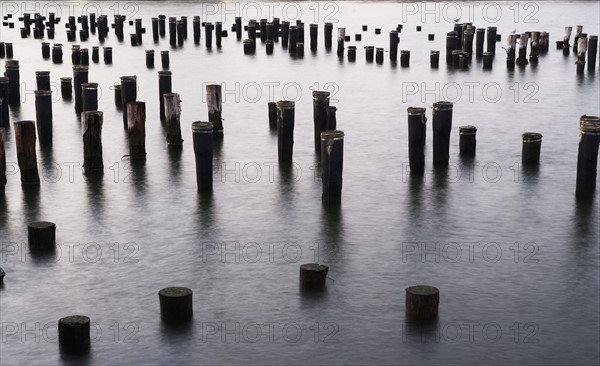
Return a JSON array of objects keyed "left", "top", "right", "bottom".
[
  {"left": 321, "top": 130, "right": 344, "bottom": 207},
  {"left": 52, "top": 43, "right": 63, "bottom": 63},
  {"left": 13, "top": 121, "right": 40, "bottom": 185},
  {"left": 407, "top": 107, "right": 427, "bottom": 175},
  {"left": 266, "top": 40, "right": 274, "bottom": 54},
  {"left": 146, "top": 50, "right": 154, "bottom": 68},
  {"left": 516, "top": 33, "right": 529, "bottom": 66},
  {"left": 114, "top": 84, "right": 122, "bottom": 109},
  {"left": 35, "top": 90, "right": 53, "bottom": 146},
  {"left": 482, "top": 52, "right": 493, "bottom": 69},
  {"left": 576, "top": 36, "right": 588, "bottom": 74},
  {"left": 60, "top": 77, "right": 72, "bottom": 100},
  {"left": 158, "top": 15, "right": 166, "bottom": 37},
  {"left": 521, "top": 132, "right": 543, "bottom": 165},
  {"left": 216, "top": 22, "right": 223, "bottom": 48},
  {"left": 406, "top": 286, "right": 439, "bottom": 321},
  {"left": 161, "top": 50, "right": 170, "bottom": 69},
  {"left": 529, "top": 32, "right": 539, "bottom": 64},
  {"left": 299, "top": 263, "right": 328, "bottom": 291},
  {"left": 390, "top": 30, "right": 399, "bottom": 61},
  {"left": 376, "top": 47, "right": 384, "bottom": 64},
  {"left": 0, "top": 129, "right": 5, "bottom": 191},
  {"left": 324, "top": 22, "right": 333, "bottom": 50},
  {"left": 280, "top": 21, "right": 289, "bottom": 48},
  {"left": 41, "top": 42, "right": 50, "bottom": 59},
  {"left": 158, "top": 71, "right": 172, "bottom": 122},
  {"left": 205, "top": 22, "right": 214, "bottom": 48},
  {"left": 81, "top": 83, "right": 98, "bottom": 112},
  {"left": 244, "top": 39, "right": 254, "bottom": 54},
  {"left": 192, "top": 121, "right": 213, "bottom": 192},
  {"left": 288, "top": 25, "right": 298, "bottom": 54},
  {"left": 459, "top": 125, "right": 477, "bottom": 156},
  {"left": 277, "top": 100, "right": 295, "bottom": 163},
  {"left": 82, "top": 111, "right": 103, "bottom": 175},
  {"left": 506, "top": 34, "right": 517, "bottom": 69},
  {"left": 71, "top": 45, "right": 81, "bottom": 65},
  {"left": 235, "top": 17, "right": 242, "bottom": 40},
  {"left": 313, "top": 91, "right": 330, "bottom": 152},
  {"left": 91, "top": 46, "right": 99, "bottom": 63},
  {"left": 28, "top": 221, "right": 56, "bottom": 248},
  {"left": 576, "top": 115, "right": 600, "bottom": 198},
  {"left": 588, "top": 35, "right": 598, "bottom": 72},
  {"left": 563, "top": 26, "right": 573, "bottom": 55},
  {"left": 73, "top": 66, "right": 88, "bottom": 114},
  {"left": 127, "top": 102, "right": 146, "bottom": 158},
  {"left": 152, "top": 17, "right": 159, "bottom": 42},
  {"left": 103, "top": 46, "right": 112, "bottom": 64},
  {"left": 268, "top": 102, "right": 277, "bottom": 130},
  {"left": 347, "top": 46, "right": 356, "bottom": 61},
  {"left": 400, "top": 50, "right": 410, "bottom": 67},
  {"left": 463, "top": 27, "right": 475, "bottom": 60},
  {"left": 327, "top": 106, "right": 337, "bottom": 130},
  {"left": 164, "top": 93, "right": 183, "bottom": 145},
  {"left": 0, "top": 43, "right": 4, "bottom": 58},
  {"left": 35, "top": 71, "right": 50, "bottom": 91},
  {"left": 4, "top": 44, "right": 13, "bottom": 59},
  {"left": 159, "top": 287, "right": 193, "bottom": 322},
  {"left": 365, "top": 46, "right": 374, "bottom": 62},
  {"left": 121, "top": 76, "right": 137, "bottom": 127},
  {"left": 259, "top": 19, "right": 267, "bottom": 42},
  {"left": 310, "top": 24, "right": 318, "bottom": 51},
  {"left": 5, "top": 60, "right": 20, "bottom": 106},
  {"left": 168, "top": 17, "right": 176, "bottom": 46},
  {"left": 176, "top": 19, "right": 184, "bottom": 46},
  {"left": 432, "top": 101, "right": 453, "bottom": 166},
  {"left": 193, "top": 16, "right": 201, "bottom": 44},
  {"left": 58, "top": 315, "right": 90, "bottom": 354},
  {"left": 337, "top": 28, "right": 345, "bottom": 57},
  {"left": 446, "top": 31, "right": 458, "bottom": 64},
  {"left": 0, "top": 79, "right": 7, "bottom": 126},
  {"left": 80, "top": 48, "right": 89, "bottom": 65},
  {"left": 430, "top": 50, "right": 440, "bottom": 68},
  {"left": 573, "top": 25, "right": 583, "bottom": 52},
  {"left": 206, "top": 84, "right": 223, "bottom": 138},
  {"left": 486, "top": 26, "right": 497, "bottom": 54}
]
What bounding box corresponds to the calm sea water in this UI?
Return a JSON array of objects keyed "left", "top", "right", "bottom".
[{"left": 1, "top": 1, "right": 599, "bottom": 365}]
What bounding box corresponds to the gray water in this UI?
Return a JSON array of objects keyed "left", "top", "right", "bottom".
[{"left": 0, "top": 1, "right": 599, "bottom": 365}]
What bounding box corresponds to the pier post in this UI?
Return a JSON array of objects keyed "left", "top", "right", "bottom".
[
  {"left": 158, "top": 71, "right": 172, "bottom": 122},
  {"left": 161, "top": 50, "right": 170, "bottom": 69},
  {"left": 14, "top": 121, "right": 40, "bottom": 185},
  {"left": 82, "top": 111, "right": 103, "bottom": 175},
  {"left": 72, "top": 66, "right": 88, "bottom": 114},
  {"left": 5, "top": 60, "right": 20, "bottom": 106},
  {"left": 58, "top": 316, "right": 90, "bottom": 354},
  {"left": 193, "top": 16, "right": 201, "bottom": 44},
  {"left": 81, "top": 82, "right": 98, "bottom": 112},
  {"left": 430, "top": 50, "right": 440, "bottom": 68},
  {"left": 432, "top": 101, "right": 453, "bottom": 166},
  {"left": 310, "top": 24, "right": 318, "bottom": 51},
  {"left": 407, "top": 107, "right": 427, "bottom": 175},
  {"left": 576, "top": 115, "right": 600, "bottom": 198},
  {"left": 406, "top": 286, "right": 439, "bottom": 321},
  {"left": 337, "top": 28, "right": 345, "bottom": 57},
  {"left": 120, "top": 76, "right": 137, "bottom": 127},
  {"left": 164, "top": 93, "right": 183, "bottom": 145},
  {"left": 127, "top": 101, "right": 146, "bottom": 159},
  {"left": 192, "top": 121, "right": 213, "bottom": 192},
  {"left": 299, "top": 263, "right": 328, "bottom": 291},
  {"left": 159, "top": 287, "right": 193, "bottom": 322},
  {"left": 103, "top": 46, "right": 112, "bottom": 64},
  {"left": 313, "top": 91, "right": 330, "bottom": 152},
  {"left": 206, "top": 84, "right": 223, "bottom": 138},
  {"left": 268, "top": 102, "right": 277, "bottom": 130},
  {"left": 60, "top": 77, "right": 72, "bottom": 100},
  {"left": 324, "top": 23, "right": 333, "bottom": 50},
  {"left": 35, "top": 71, "right": 50, "bottom": 91},
  {"left": 35, "top": 90, "right": 53, "bottom": 145},
  {"left": 390, "top": 30, "right": 399, "bottom": 61},
  {"left": 459, "top": 125, "right": 477, "bottom": 156},
  {"left": 486, "top": 26, "right": 497, "bottom": 54},
  {"left": 321, "top": 130, "right": 344, "bottom": 207},
  {"left": 28, "top": 221, "right": 55, "bottom": 248},
  {"left": 277, "top": 100, "right": 295, "bottom": 163},
  {"left": 588, "top": 35, "right": 598, "bottom": 72},
  {"left": 146, "top": 50, "right": 154, "bottom": 68},
  {"left": 576, "top": 36, "right": 588, "bottom": 74},
  {"left": 521, "top": 132, "right": 543, "bottom": 165}
]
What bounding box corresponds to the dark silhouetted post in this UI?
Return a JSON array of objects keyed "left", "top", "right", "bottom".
[
  {"left": 299, "top": 263, "right": 328, "bottom": 291},
  {"left": 146, "top": 50, "right": 154, "bottom": 68},
  {"left": 486, "top": 26, "right": 497, "bottom": 54},
  {"left": 576, "top": 115, "right": 600, "bottom": 198},
  {"left": 159, "top": 287, "right": 193, "bottom": 322},
  {"left": 277, "top": 100, "right": 295, "bottom": 163},
  {"left": 268, "top": 102, "right": 277, "bottom": 129},
  {"left": 35, "top": 90, "right": 53, "bottom": 145},
  {"left": 321, "top": 130, "right": 344, "bottom": 207},
  {"left": 127, "top": 102, "right": 146, "bottom": 159},
  {"left": 58, "top": 316, "right": 90, "bottom": 354},
  {"left": 73, "top": 65, "right": 88, "bottom": 114},
  {"left": 60, "top": 77, "right": 72, "bottom": 100},
  {"left": 407, "top": 107, "right": 427, "bottom": 175},
  {"left": 192, "top": 121, "right": 213, "bottom": 192},
  {"left": 121, "top": 76, "right": 137, "bottom": 126},
  {"left": 206, "top": 84, "right": 223, "bottom": 138},
  {"left": 5, "top": 60, "right": 20, "bottom": 106},
  {"left": 588, "top": 35, "right": 598, "bottom": 72},
  {"left": 430, "top": 50, "right": 440, "bottom": 68},
  {"left": 324, "top": 23, "right": 333, "bottom": 50},
  {"left": 164, "top": 93, "right": 183, "bottom": 145},
  {"left": 390, "top": 30, "right": 399, "bottom": 61},
  {"left": 432, "top": 101, "right": 453, "bottom": 166},
  {"left": 13, "top": 121, "right": 40, "bottom": 185},
  {"left": 193, "top": 16, "right": 201, "bottom": 44},
  {"left": 81, "top": 83, "right": 98, "bottom": 112},
  {"left": 36, "top": 71, "right": 50, "bottom": 91},
  {"left": 158, "top": 71, "right": 172, "bottom": 122},
  {"left": 313, "top": 91, "right": 330, "bottom": 152},
  {"left": 161, "top": 50, "right": 170, "bottom": 69},
  {"left": 459, "top": 125, "right": 477, "bottom": 156},
  {"left": 82, "top": 111, "right": 103, "bottom": 175},
  {"left": 310, "top": 24, "right": 318, "bottom": 51},
  {"left": 521, "top": 132, "right": 542, "bottom": 165},
  {"left": 406, "top": 286, "right": 439, "bottom": 321}
]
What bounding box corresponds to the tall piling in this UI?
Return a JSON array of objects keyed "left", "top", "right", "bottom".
[
  {"left": 81, "top": 82, "right": 98, "bottom": 112},
  {"left": 486, "top": 26, "right": 497, "bottom": 54},
  {"left": 0, "top": 78, "right": 7, "bottom": 125},
  {"left": 35, "top": 71, "right": 51, "bottom": 91},
  {"left": 164, "top": 93, "right": 183, "bottom": 145},
  {"left": 206, "top": 84, "right": 223, "bottom": 138},
  {"left": 72, "top": 65, "right": 88, "bottom": 114},
  {"left": 120, "top": 76, "right": 137, "bottom": 127},
  {"left": 321, "top": 130, "right": 345, "bottom": 207},
  {"left": 389, "top": 30, "right": 399, "bottom": 61},
  {"left": 13, "top": 120, "right": 40, "bottom": 185},
  {"left": 337, "top": 28, "right": 345, "bottom": 57},
  {"left": 192, "top": 121, "right": 214, "bottom": 192},
  {"left": 5, "top": 60, "right": 20, "bottom": 106},
  {"left": 127, "top": 102, "right": 146, "bottom": 159},
  {"left": 407, "top": 107, "right": 427, "bottom": 175},
  {"left": 576, "top": 115, "right": 600, "bottom": 198},
  {"left": 82, "top": 111, "right": 103, "bottom": 175},
  {"left": 277, "top": 100, "right": 295, "bottom": 163},
  {"left": 521, "top": 132, "right": 543, "bottom": 165},
  {"left": 432, "top": 101, "right": 453, "bottom": 166},
  {"left": 324, "top": 23, "right": 333, "bottom": 50},
  {"left": 576, "top": 36, "right": 588, "bottom": 74},
  {"left": 158, "top": 71, "right": 172, "bottom": 122},
  {"left": 588, "top": 35, "right": 598, "bottom": 71},
  {"left": 193, "top": 16, "right": 201, "bottom": 44},
  {"left": 35, "top": 90, "right": 53, "bottom": 145},
  {"left": 313, "top": 91, "right": 330, "bottom": 152},
  {"left": 310, "top": 24, "right": 318, "bottom": 51}
]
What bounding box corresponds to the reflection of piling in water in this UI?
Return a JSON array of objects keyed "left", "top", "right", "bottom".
[
  {"left": 407, "top": 107, "right": 427, "bottom": 176},
  {"left": 521, "top": 132, "right": 543, "bottom": 165},
  {"left": 82, "top": 111, "right": 104, "bottom": 175},
  {"left": 300, "top": 263, "right": 328, "bottom": 291},
  {"left": 576, "top": 115, "right": 600, "bottom": 198},
  {"left": 321, "top": 130, "right": 344, "bottom": 207},
  {"left": 406, "top": 285, "right": 439, "bottom": 321},
  {"left": 14, "top": 121, "right": 40, "bottom": 185},
  {"left": 192, "top": 121, "right": 213, "bottom": 192}
]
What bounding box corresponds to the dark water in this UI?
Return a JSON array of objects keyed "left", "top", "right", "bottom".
[{"left": 0, "top": 1, "right": 599, "bottom": 365}]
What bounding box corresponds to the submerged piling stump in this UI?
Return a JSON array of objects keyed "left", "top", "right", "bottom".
[
  {"left": 159, "top": 287, "right": 193, "bottom": 323},
  {"left": 192, "top": 121, "right": 213, "bottom": 192},
  {"left": 406, "top": 286, "right": 439, "bottom": 321},
  {"left": 299, "top": 263, "right": 329, "bottom": 291},
  {"left": 58, "top": 315, "right": 90, "bottom": 354},
  {"left": 521, "top": 132, "right": 543, "bottom": 165}
]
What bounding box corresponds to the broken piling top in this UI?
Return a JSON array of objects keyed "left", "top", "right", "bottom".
[
  {"left": 321, "top": 130, "right": 345, "bottom": 141},
  {"left": 58, "top": 315, "right": 91, "bottom": 354},
  {"left": 522, "top": 132, "right": 543, "bottom": 142},
  {"left": 192, "top": 121, "right": 213, "bottom": 133},
  {"left": 580, "top": 115, "right": 600, "bottom": 133}
]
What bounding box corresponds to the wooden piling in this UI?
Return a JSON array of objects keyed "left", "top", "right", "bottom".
[
  {"left": 152, "top": 17, "right": 159, "bottom": 42},
  {"left": 337, "top": 28, "right": 345, "bottom": 57},
  {"left": 486, "top": 26, "right": 497, "bottom": 54},
  {"left": 321, "top": 130, "right": 344, "bottom": 207},
  {"left": 158, "top": 15, "right": 166, "bottom": 36},
  {"left": 521, "top": 132, "right": 543, "bottom": 165},
  {"left": 299, "top": 263, "right": 328, "bottom": 291},
  {"left": 482, "top": 52, "right": 493, "bottom": 69},
  {"left": 268, "top": 102, "right": 277, "bottom": 130},
  {"left": 281, "top": 21, "right": 289, "bottom": 48},
  {"left": 0, "top": 129, "right": 6, "bottom": 192},
  {"left": 81, "top": 82, "right": 98, "bottom": 112},
  {"left": 192, "top": 121, "right": 213, "bottom": 192},
  {"left": 5, "top": 60, "right": 20, "bottom": 106},
  {"left": 176, "top": 20, "right": 184, "bottom": 46},
  {"left": 475, "top": 28, "right": 485, "bottom": 57},
  {"left": 82, "top": 111, "right": 103, "bottom": 175},
  {"left": 432, "top": 101, "right": 453, "bottom": 166},
  {"left": 289, "top": 26, "right": 299, "bottom": 54},
  {"left": 159, "top": 287, "right": 193, "bottom": 322},
  {"left": 58, "top": 315, "right": 90, "bottom": 354},
  {"left": 529, "top": 32, "right": 539, "bottom": 63},
  {"left": 169, "top": 17, "right": 176, "bottom": 46},
  {"left": 0, "top": 78, "right": 7, "bottom": 126},
  {"left": 161, "top": 50, "right": 170, "bottom": 69},
  {"left": 120, "top": 76, "right": 137, "bottom": 126},
  {"left": 576, "top": 36, "right": 588, "bottom": 74},
  {"left": 324, "top": 23, "right": 333, "bottom": 50},
  {"left": 516, "top": 33, "right": 529, "bottom": 66},
  {"left": 327, "top": 106, "right": 337, "bottom": 130},
  {"left": 310, "top": 24, "right": 318, "bottom": 51},
  {"left": 563, "top": 26, "right": 573, "bottom": 52},
  {"left": 446, "top": 31, "right": 458, "bottom": 64},
  {"left": 91, "top": 46, "right": 98, "bottom": 63},
  {"left": 41, "top": 42, "right": 50, "bottom": 59},
  {"left": 576, "top": 115, "right": 600, "bottom": 198},
  {"left": 193, "top": 16, "right": 201, "bottom": 44},
  {"left": 347, "top": 46, "right": 356, "bottom": 61},
  {"left": 73, "top": 66, "right": 88, "bottom": 114},
  {"left": 389, "top": 31, "right": 399, "bottom": 61},
  {"left": 158, "top": 71, "right": 172, "bottom": 122},
  {"left": 277, "top": 100, "right": 295, "bottom": 163},
  {"left": 206, "top": 84, "right": 223, "bottom": 138},
  {"left": 71, "top": 45, "right": 81, "bottom": 65},
  {"left": 216, "top": 22, "right": 223, "bottom": 48},
  {"left": 463, "top": 28, "right": 474, "bottom": 59},
  {"left": 506, "top": 34, "right": 517, "bottom": 69},
  {"left": 407, "top": 107, "right": 427, "bottom": 175},
  {"left": 430, "top": 50, "right": 440, "bottom": 68},
  {"left": 375, "top": 47, "right": 384, "bottom": 64},
  {"left": 114, "top": 84, "right": 122, "bottom": 109},
  {"left": 80, "top": 48, "right": 89, "bottom": 65},
  {"left": 144, "top": 50, "right": 154, "bottom": 69},
  {"left": 459, "top": 125, "right": 477, "bottom": 156},
  {"left": 266, "top": 40, "right": 274, "bottom": 54},
  {"left": 406, "top": 285, "right": 439, "bottom": 321},
  {"left": 235, "top": 17, "right": 242, "bottom": 40},
  {"left": 60, "top": 77, "right": 72, "bottom": 100},
  {"left": 365, "top": 46, "right": 374, "bottom": 62},
  {"left": 573, "top": 25, "right": 583, "bottom": 52},
  {"left": 313, "top": 91, "right": 330, "bottom": 152},
  {"left": 13, "top": 121, "right": 40, "bottom": 185},
  {"left": 103, "top": 47, "right": 112, "bottom": 64},
  {"left": 588, "top": 35, "right": 598, "bottom": 72},
  {"left": 28, "top": 221, "right": 55, "bottom": 248},
  {"left": 127, "top": 101, "right": 146, "bottom": 158},
  {"left": 35, "top": 71, "right": 50, "bottom": 91},
  {"left": 35, "top": 90, "right": 53, "bottom": 146},
  {"left": 164, "top": 93, "right": 183, "bottom": 145},
  {"left": 400, "top": 50, "right": 410, "bottom": 67},
  {"left": 205, "top": 22, "right": 213, "bottom": 48}
]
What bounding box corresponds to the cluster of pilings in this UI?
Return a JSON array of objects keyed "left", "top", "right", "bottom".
[{"left": 556, "top": 26, "right": 598, "bottom": 74}]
